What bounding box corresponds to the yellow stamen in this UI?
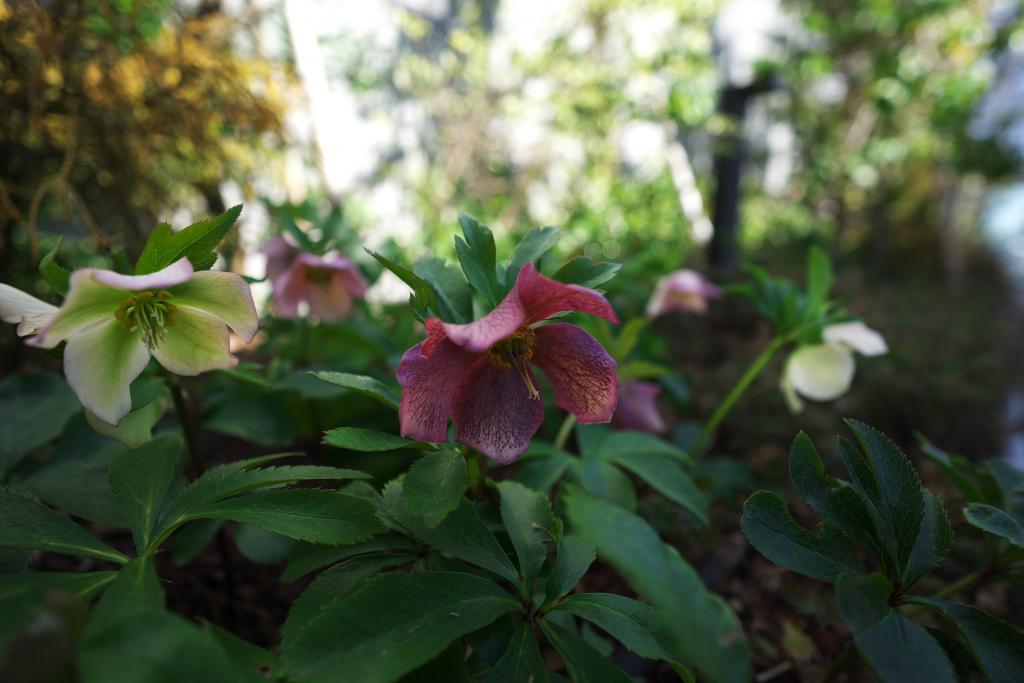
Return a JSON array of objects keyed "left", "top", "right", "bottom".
[{"left": 486, "top": 327, "right": 541, "bottom": 400}]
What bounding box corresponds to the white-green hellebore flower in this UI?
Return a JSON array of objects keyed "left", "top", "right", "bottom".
[
  {"left": 780, "top": 321, "right": 888, "bottom": 413},
  {"left": 0, "top": 257, "right": 257, "bottom": 425}
]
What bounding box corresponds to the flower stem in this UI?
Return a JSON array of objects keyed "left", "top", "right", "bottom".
[
  {"left": 466, "top": 450, "right": 486, "bottom": 499},
  {"left": 691, "top": 335, "right": 786, "bottom": 457},
  {"left": 554, "top": 413, "right": 576, "bottom": 451},
  {"left": 163, "top": 372, "right": 203, "bottom": 474}
]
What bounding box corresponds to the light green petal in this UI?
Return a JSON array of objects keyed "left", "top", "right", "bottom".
[
  {"left": 64, "top": 320, "right": 151, "bottom": 425},
  {"left": 152, "top": 307, "right": 236, "bottom": 376},
  {"left": 784, "top": 343, "right": 856, "bottom": 403},
  {"left": 823, "top": 321, "right": 888, "bottom": 357},
  {"left": 0, "top": 283, "right": 58, "bottom": 336},
  {"left": 779, "top": 359, "right": 804, "bottom": 413},
  {"left": 86, "top": 393, "right": 168, "bottom": 448},
  {"left": 35, "top": 271, "right": 125, "bottom": 348},
  {"left": 169, "top": 271, "right": 258, "bottom": 341}
]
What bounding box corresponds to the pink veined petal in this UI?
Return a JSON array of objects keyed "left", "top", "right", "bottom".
[
  {"left": 514, "top": 262, "right": 619, "bottom": 325},
  {"left": 434, "top": 288, "right": 527, "bottom": 353},
  {"left": 451, "top": 361, "right": 546, "bottom": 464},
  {"left": 613, "top": 379, "right": 666, "bottom": 434},
  {"left": 271, "top": 259, "right": 308, "bottom": 319},
  {"left": 151, "top": 307, "right": 238, "bottom": 376},
  {"left": 63, "top": 320, "right": 151, "bottom": 425},
  {"left": 92, "top": 258, "right": 194, "bottom": 291},
  {"left": 396, "top": 339, "right": 485, "bottom": 443},
  {"left": 169, "top": 271, "right": 259, "bottom": 342},
  {"left": 306, "top": 276, "right": 354, "bottom": 321},
  {"left": 531, "top": 323, "right": 618, "bottom": 424},
  {"left": 0, "top": 284, "right": 58, "bottom": 337}
]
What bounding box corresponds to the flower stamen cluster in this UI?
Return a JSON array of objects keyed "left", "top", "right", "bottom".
[
  {"left": 486, "top": 327, "right": 540, "bottom": 400},
  {"left": 115, "top": 290, "right": 176, "bottom": 347}
]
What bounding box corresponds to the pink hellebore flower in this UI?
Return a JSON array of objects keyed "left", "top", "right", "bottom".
[
  {"left": 612, "top": 379, "right": 666, "bottom": 434},
  {"left": 0, "top": 257, "right": 257, "bottom": 425},
  {"left": 261, "top": 236, "right": 367, "bottom": 321},
  {"left": 647, "top": 269, "right": 722, "bottom": 317},
  {"left": 397, "top": 262, "right": 619, "bottom": 463}
]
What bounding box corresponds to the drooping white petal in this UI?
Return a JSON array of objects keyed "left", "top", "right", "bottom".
[
  {"left": 824, "top": 321, "right": 888, "bottom": 357},
  {"left": 151, "top": 307, "right": 237, "bottom": 376},
  {"left": 168, "top": 271, "right": 259, "bottom": 342},
  {"left": 64, "top": 320, "right": 151, "bottom": 425},
  {"left": 0, "top": 284, "right": 58, "bottom": 336},
  {"left": 784, "top": 343, "right": 856, "bottom": 403}
]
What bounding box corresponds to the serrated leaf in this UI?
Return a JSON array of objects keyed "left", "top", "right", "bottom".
[
  {"left": 741, "top": 490, "right": 864, "bottom": 582},
  {"left": 186, "top": 489, "right": 385, "bottom": 545},
  {"left": 554, "top": 593, "right": 680, "bottom": 664},
  {"left": 485, "top": 622, "right": 549, "bottom": 683},
  {"left": 0, "top": 372, "right": 80, "bottom": 476},
  {"left": 281, "top": 534, "right": 415, "bottom": 583},
  {"left": 608, "top": 451, "right": 707, "bottom": 526},
  {"left": 108, "top": 435, "right": 184, "bottom": 553},
  {"left": 413, "top": 256, "right": 472, "bottom": 323},
  {"left": 323, "top": 427, "right": 427, "bottom": 452},
  {"left": 39, "top": 237, "right": 70, "bottom": 295},
  {"left": 902, "top": 490, "right": 951, "bottom": 588},
  {"left": 505, "top": 226, "right": 562, "bottom": 289},
  {"left": 964, "top": 503, "right": 1024, "bottom": 549},
  {"left": 544, "top": 534, "right": 595, "bottom": 603},
  {"left": 917, "top": 434, "right": 985, "bottom": 503},
  {"left": 404, "top": 451, "right": 468, "bottom": 527},
  {"left": 310, "top": 371, "right": 401, "bottom": 409},
  {"left": 135, "top": 205, "right": 242, "bottom": 274},
  {"left": 497, "top": 481, "right": 552, "bottom": 591},
  {"left": 837, "top": 574, "right": 956, "bottom": 683},
  {"left": 366, "top": 249, "right": 437, "bottom": 320},
  {"left": 906, "top": 597, "right": 1024, "bottom": 683},
  {"left": 539, "top": 620, "right": 632, "bottom": 683},
  {"left": 0, "top": 487, "right": 128, "bottom": 564},
  {"left": 281, "top": 571, "right": 520, "bottom": 683},
  {"left": 552, "top": 256, "right": 621, "bottom": 288},
  {"left": 564, "top": 486, "right": 750, "bottom": 682},
  {"left": 454, "top": 213, "right": 501, "bottom": 304},
  {"left": 85, "top": 557, "right": 163, "bottom": 637}
]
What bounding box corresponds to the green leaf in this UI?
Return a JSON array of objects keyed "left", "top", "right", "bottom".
[
  {"left": 404, "top": 451, "right": 469, "bottom": 527},
  {"left": 805, "top": 246, "right": 833, "bottom": 305},
  {"left": 187, "top": 489, "right": 385, "bottom": 545},
  {"left": 323, "top": 427, "right": 427, "bottom": 452},
  {"left": 741, "top": 490, "right": 864, "bottom": 582},
  {"left": 917, "top": 434, "right": 985, "bottom": 503},
  {"left": 233, "top": 524, "right": 294, "bottom": 564},
  {"left": 964, "top": 503, "right": 1024, "bottom": 549},
  {"left": 385, "top": 481, "right": 519, "bottom": 583},
  {"left": 836, "top": 574, "right": 956, "bottom": 683},
  {"left": 506, "top": 226, "right": 562, "bottom": 288},
  {"left": 0, "top": 372, "right": 80, "bottom": 476},
  {"left": 413, "top": 256, "right": 473, "bottom": 323},
  {"left": 497, "top": 481, "right": 552, "bottom": 591},
  {"left": 902, "top": 490, "right": 951, "bottom": 588},
  {"left": 85, "top": 557, "right": 163, "bottom": 637},
  {"left": 516, "top": 453, "right": 574, "bottom": 493},
  {"left": 608, "top": 452, "right": 707, "bottom": 526},
  {"left": 544, "top": 534, "right": 595, "bottom": 603},
  {"left": 485, "top": 623, "right": 549, "bottom": 683},
  {"left": 281, "top": 535, "right": 416, "bottom": 583},
  {"left": 552, "top": 256, "right": 621, "bottom": 288},
  {"left": 454, "top": 213, "right": 501, "bottom": 304},
  {"left": 281, "top": 572, "right": 520, "bottom": 683},
  {"left": 0, "top": 487, "right": 128, "bottom": 564},
  {"left": 108, "top": 435, "right": 184, "bottom": 553},
  {"left": 202, "top": 621, "right": 279, "bottom": 683},
  {"left": 611, "top": 318, "right": 647, "bottom": 359},
  {"left": 39, "top": 237, "right": 70, "bottom": 295},
  {"left": 845, "top": 420, "right": 926, "bottom": 576},
  {"left": 616, "top": 359, "right": 670, "bottom": 380},
  {"left": 539, "top": 620, "right": 632, "bottom": 682},
  {"left": 367, "top": 249, "right": 438, "bottom": 320},
  {"left": 171, "top": 519, "right": 223, "bottom": 566},
  {"left": 0, "top": 571, "right": 117, "bottom": 603},
  {"left": 310, "top": 371, "right": 401, "bottom": 409},
  {"left": 554, "top": 593, "right": 680, "bottom": 665},
  {"left": 564, "top": 486, "right": 751, "bottom": 682},
  {"left": 906, "top": 597, "right": 1024, "bottom": 683},
  {"left": 80, "top": 612, "right": 246, "bottom": 683},
  {"left": 598, "top": 431, "right": 691, "bottom": 465},
  {"left": 135, "top": 205, "right": 242, "bottom": 274}
]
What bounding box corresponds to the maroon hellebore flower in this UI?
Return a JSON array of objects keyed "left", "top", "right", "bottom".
[
  {"left": 612, "top": 379, "right": 666, "bottom": 434},
  {"left": 397, "top": 262, "right": 619, "bottom": 463},
  {"left": 261, "top": 235, "right": 367, "bottom": 321}
]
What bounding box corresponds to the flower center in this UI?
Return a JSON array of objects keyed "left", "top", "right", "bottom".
[
  {"left": 486, "top": 327, "right": 541, "bottom": 400},
  {"left": 115, "top": 290, "right": 177, "bottom": 348},
  {"left": 305, "top": 266, "right": 333, "bottom": 283}
]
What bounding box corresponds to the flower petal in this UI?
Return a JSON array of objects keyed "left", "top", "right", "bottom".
[
  {"left": 306, "top": 277, "right": 354, "bottom": 321},
  {"left": 0, "top": 284, "right": 58, "bottom": 336},
  {"left": 451, "top": 362, "right": 545, "bottom": 464},
  {"left": 531, "top": 323, "right": 617, "bottom": 423},
  {"left": 92, "top": 257, "right": 194, "bottom": 291},
  {"left": 432, "top": 290, "right": 527, "bottom": 353},
  {"left": 824, "top": 321, "right": 888, "bottom": 357},
  {"left": 397, "top": 339, "right": 485, "bottom": 442},
  {"left": 612, "top": 379, "right": 665, "bottom": 433},
  {"left": 271, "top": 260, "right": 307, "bottom": 319},
  {"left": 31, "top": 272, "right": 127, "bottom": 349},
  {"left": 261, "top": 235, "right": 298, "bottom": 281},
  {"left": 86, "top": 393, "right": 168, "bottom": 448},
  {"left": 784, "top": 343, "right": 856, "bottom": 402},
  {"left": 646, "top": 269, "right": 721, "bottom": 317},
  {"left": 63, "top": 320, "right": 150, "bottom": 425},
  {"left": 299, "top": 253, "right": 368, "bottom": 296},
  {"left": 516, "top": 262, "right": 619, "bottom": 325},
  {"left": 151, "top": 307, "right": 237, "bottom": 376},
  {"left": 168, "top": 271, "right": 258, "bottom": 342}
]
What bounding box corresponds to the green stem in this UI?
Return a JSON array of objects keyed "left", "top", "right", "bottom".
[
  {"left": 691, "top": 335, "right": 786, "bottom": 456},
  {"left": 164, "top": 372, "right": 203, "bottom": 474},
  {"left": 554, "top": 413, "right": 576, "bottom": 451},
  {"left": 466, "top": 450, "right": 486, "bottom": 499}
]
